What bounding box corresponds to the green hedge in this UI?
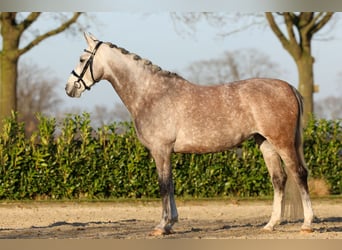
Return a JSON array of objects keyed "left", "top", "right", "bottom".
[{"left": 0, "top": 112, "right": 341, "bottom": 200}]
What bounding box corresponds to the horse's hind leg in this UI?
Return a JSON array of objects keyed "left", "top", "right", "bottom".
[
  {"left": 257, "top": 137, "right": 287, "bottom": 231},
  {"left": 278, "top": 147, "right": 314, "bottom": 232}
]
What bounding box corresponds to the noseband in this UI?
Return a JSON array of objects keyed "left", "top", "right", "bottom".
[{"left": 71, "top": 41, "right": 103, "bottom": 90}]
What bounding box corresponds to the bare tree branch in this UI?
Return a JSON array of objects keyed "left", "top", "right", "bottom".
[
  {"left": 315, "top": 96, "right": 342, "bottom": 119},
  {"left": 17, "top": 60, "right": 62, "bottom": 135},
  {"left": 311, "top": 12, "right": 334, "bottom": 34},
  {"left": 183, "top": 48, "right": 284, "bottom": 85},
  {"left": 265, "top": 13, "right": 290, "bottom": 49},
  {"left": 17, "top": 12, "right": 41, "bottom": 32},
  {"left": 284, "top": 13, "right": 298, "bottom": 45},
  {"left": 171, "top": 12, "right": 266, "bottom": 39},
  {"left": 18, "top": 12, "right": 82, "bottom": 56}
]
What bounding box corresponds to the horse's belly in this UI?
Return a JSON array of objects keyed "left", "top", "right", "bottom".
[{"left": 173, "top": 131, "right": 249, "bottom": 154}]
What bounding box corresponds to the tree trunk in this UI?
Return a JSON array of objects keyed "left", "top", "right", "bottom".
[
  {"left": 0, "top": 12, "right": 21, "bottom": 129},
  {"left": 295, "top": 54, "right": 314, "bottom": 125},
  {"left": 0, "top": 53, "right": 19, "bottom": 125}
]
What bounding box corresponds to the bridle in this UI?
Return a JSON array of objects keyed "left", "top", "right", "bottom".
[{"left": 71, "top": 41, "right": 103, "bottom": 91}]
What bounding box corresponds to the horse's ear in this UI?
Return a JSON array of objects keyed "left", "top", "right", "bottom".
[{"left": 83, "top": 32, "right": 98, "bottom": 47}]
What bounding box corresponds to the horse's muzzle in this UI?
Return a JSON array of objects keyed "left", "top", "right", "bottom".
[{"left": 65, "top": 84, "right": 81, "bottom": 98}]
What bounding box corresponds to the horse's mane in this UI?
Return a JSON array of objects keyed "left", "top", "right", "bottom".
[{"left": 105, "top": 42, "right": 183, "bottom": 80}]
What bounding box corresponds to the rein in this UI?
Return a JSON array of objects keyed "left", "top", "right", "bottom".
[{"left": 71, "top": 41, "right": 103, "bottom": 90}]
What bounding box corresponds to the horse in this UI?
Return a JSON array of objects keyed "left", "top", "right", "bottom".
[{"left": 66, "top": 33, "right": 314, "bottom": 235}]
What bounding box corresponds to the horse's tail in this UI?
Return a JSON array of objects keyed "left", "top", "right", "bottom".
[
  {"left": 282, "top": 85, "right": 306, "bottom": 220},
  {"left": 291, "top": 85, "right": 307, "bottom": 174}
]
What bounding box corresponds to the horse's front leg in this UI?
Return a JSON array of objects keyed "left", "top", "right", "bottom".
[{"left": 150, "top": 147, "right": 178, "bottom": 236}]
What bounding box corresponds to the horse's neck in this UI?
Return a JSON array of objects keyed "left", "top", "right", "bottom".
[{"left": 102, "top": 46, "right": 166, "bottom": 117}]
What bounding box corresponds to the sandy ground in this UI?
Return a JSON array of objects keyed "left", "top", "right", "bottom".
[{"left": 0, "top": 198, "right": 341, "bottom": 239}]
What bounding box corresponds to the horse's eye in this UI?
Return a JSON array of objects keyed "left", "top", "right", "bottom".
[{"left": 80, "top": 59, "right": 85, "bottom": 63}]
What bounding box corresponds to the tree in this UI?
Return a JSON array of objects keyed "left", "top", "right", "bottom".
[
  {"left": 60, "top": 103, "right": 131, "bottom": 129},
  {"left": 17, "top": 61, "right": 62, "bottom": 136},
  {"left": 171, "top": 12, "right": 335, "bottom": 125},
  {"left": 183, "top": 48, "right": 283, "bottom": 84},
  {"left": 315, "top": 96, "right": 342, "bottom": 119},
  {"left": 0, "top": 12, "right": 82, "bottom": 130},
  {"left": 265, "top": 12, "right": 334, "bottom": 124},
  {"left": 90, "top": 104, "right": 131, "bottom": 127}
]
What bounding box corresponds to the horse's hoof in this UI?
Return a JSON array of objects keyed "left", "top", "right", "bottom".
[
  {"left": 300, "top": 228, "right": 314, "bottom": 234},
  {"left": 262, "top": 225, "right": 274, "bottom": 232},
  {"left": 149, "top": 228, "right": 174, "bottom": 236},
  {"left": 149, "top": 229, "right": 165, "bottom": 236}
]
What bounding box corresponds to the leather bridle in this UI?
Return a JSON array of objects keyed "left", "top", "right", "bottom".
[{"left": 71, "top": 41, "right": 103, "bottom": 91}]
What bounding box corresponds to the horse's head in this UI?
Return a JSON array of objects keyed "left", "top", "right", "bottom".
[{"left": 65, "top": 32, "right": 104, "bottom": 98}]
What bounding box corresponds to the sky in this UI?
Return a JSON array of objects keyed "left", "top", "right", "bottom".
[{"left": 21, "top": 12, "right": 342, "bottom": 116}]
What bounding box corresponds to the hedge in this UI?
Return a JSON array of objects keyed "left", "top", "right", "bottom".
[{"left": 0, "top": 112, "right": 341, "bottom": 200}]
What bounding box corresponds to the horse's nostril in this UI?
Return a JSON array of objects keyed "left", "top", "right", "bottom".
[{"left": 74, "top": 81, "right": 82, "bottom": 89}]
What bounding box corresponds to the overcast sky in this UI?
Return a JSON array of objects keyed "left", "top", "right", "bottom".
[{"left": 21, "top": 12, "right": 342, "bottom": 115}]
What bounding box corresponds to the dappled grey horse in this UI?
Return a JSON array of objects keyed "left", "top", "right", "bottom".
[{"left": 66, "top": 33, "right": 314, "bottom": 235}]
